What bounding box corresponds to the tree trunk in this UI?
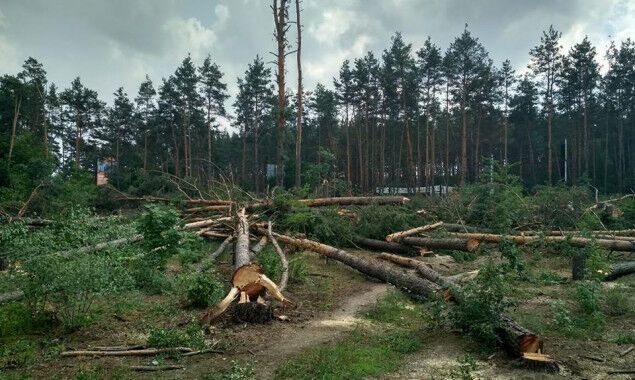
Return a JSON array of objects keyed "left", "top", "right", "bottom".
[
  {"left": 401, "top": 237, "right": 480, "bottom": 252},
  {"left": 263, "top": 231, "right": 443, "bottom": 299},
  {"left": 605, "top": 261, "right": 635, "bottom": 281},
  {"left": 294, "top": 0, "right": 303, "bottom": 189},
  {"left": 449, "top": 232, "right": 635, "bottom": 252},
  {"left": 7, "top": 95, "right": 22, "bottom": 168},
  {"left": 273, "top": 0, "right": 288, "bottom": 187},
  {"left": 268, "top": 231, "right": 543, "bottom": 358},
  {"left": 352, "top": 236, "right": 420, "bottom": 256},
  {"left": 385, "top": 221, "right": 444, "bottom": 242}
]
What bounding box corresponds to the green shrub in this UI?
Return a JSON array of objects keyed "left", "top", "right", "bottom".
[
  {"left": 550, "top": 300, "right": 574, "bottom": 332},
  {"left": 185, "top": 272, "right": 225, "bottom": 307},
  {"left": 499, "top": 238, "right": 525, "bottom": 274},
  {"left": 281, "top": 207, "right": 353, "bottom": 246},
  {"left": 575, "top": 281, "right": 602, "bottom": 314},
  {"left": 450, "top": 261, "right": 509, "bottom": 349},
  {"left": 20, "top": 254, "right": 133, "bottom": 331},
  {"left": 451, "top": 354, "right": 478, "bottom": 380},
  {"left": 136, "top": 204, "right": 183, "bottom": 268},
  {"left": 131, "top": 266, "right": 174, "bottom": 295},
  {"left": 0, "top": 339, "right": 36, "bottom": 368}
]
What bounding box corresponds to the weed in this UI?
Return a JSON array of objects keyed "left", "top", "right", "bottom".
[
  {"left": 499, "top": 238, "right": 525, "bottom": 274},
  {"left": 611, "top": 334, "right": 635, "bottom": 345},
  {"left": 205, "top": 360, "right": 254, "bottom": 380},
  {"left": 363, "top": 291, "right": 424, "bottom": 326},
  {"left": 288, "top": 256, "right": 309, "bottom": 284},
  {"left": 0, "top": 339, "right": 36, "bottom": 368},
  {"left": 550, "top": 300, "right": 574, "bottom": 332},
  {"left": 575, "top": 281, "right": 602, "bottom": 314},
  {"left": 146, "top": 323, "right": 204, "bottom": 350},
  {"left": 451, "top": 354, "right": 478, "bottom": 380},
  {"left": 604, "top": 287, "right": 633, "bottom": 316},
  {"left": 136, "top": 204, "right": 183, "bottom": 268}
]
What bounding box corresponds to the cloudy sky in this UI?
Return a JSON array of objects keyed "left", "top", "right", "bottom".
[{"left": 1, "top": 0, "right": 634, "bottom": 109}]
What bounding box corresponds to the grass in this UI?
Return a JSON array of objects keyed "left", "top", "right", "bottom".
[{"left": 275, "top": 291, "right": 426, "bottom": 380}]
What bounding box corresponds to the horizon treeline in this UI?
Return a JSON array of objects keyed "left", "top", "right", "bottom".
[{"left": 2, "top": 25, "right": 635, "bottom": 198}]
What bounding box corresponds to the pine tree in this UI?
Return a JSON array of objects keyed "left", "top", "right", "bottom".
[
  {"left": 135, "top": 75, "right": 156, "bottom": 171},
  {"left": 199, "top": 55, "right": 228, "bottom": 181},
  {"left": 529, "top": 25, "right": 562, "bottom": 184}
]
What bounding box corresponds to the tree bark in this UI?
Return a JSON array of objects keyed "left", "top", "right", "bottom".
[
  {"left": 401, "top": 237, "right": 480, "bottom": 252},
  {"left": 263, "top": 230, "right": 443, "bottom": 299},
  {"left": 449, "top": 232, "right": 635, "bottom": 252},
  {"left": 273, "top": 0, "right": 288, "bottom": 187},
  {"left": 0, "top": 290, "right": 25, "bottom": 304},
  {"left": 605, "top": 261, "right": 635, "bottom": 281},
  {"left": 8, "top": 95, "right": 22, "bottom": 167},
  {"left": 352, "top": 236, "right": 420, "bottom": 256},
  {"left": 294, "top": 0, "right": 303, "bottom": 188}
]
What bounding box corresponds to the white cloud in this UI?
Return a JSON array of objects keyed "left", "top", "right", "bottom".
[
  {"left": 306, "top": 34, "right": 372, "bottom": 83},
  {"left": 164, "top": 17, "right": 216, "bottom": 61},
  {"left": 214, "top": 4, "right": 230, "bottom": 27},
  {"left": 309, "top": 8, "right": 355, "bottom": 44}
]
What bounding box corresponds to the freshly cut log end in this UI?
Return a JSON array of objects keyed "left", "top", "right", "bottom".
[
  {"left": 232, "top": 263, "right": 265, "bottom": 299},
  {"left": 521, "top": 352, "right": 559, "bottom": 373},
  {"left": 518, "top": 335, "right": 542, "bottom": 355},
  {"left": 233, "top": 302, "right": 273, "bottom": 324}
]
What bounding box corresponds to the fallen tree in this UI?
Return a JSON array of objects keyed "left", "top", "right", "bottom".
[
  {"left": 250, "top": 196, "right": 409, "bottom": 210},
  {"left": 0, "top": 290, "right": 25, "bottom": 304},
  {"left": 200, "top": 209, "right": 291, "bottom": 325},
  {"left": 448, "top": 232, "right": 635, "bottom": 252},
  {"left": 265, "top": 231, "right": 545, "bottom": 361},
  {"left": 400, "top": 236, "right": 481, "bottom": 252},
  {"left": 352, "top": 236, "right": 420, "bottom": 256},
  {"left": 385, "top": 221, "right": 444, "bottom": 242},
  {"left": 257, "top": 229, "right": 444, "bottom": 299},
  {"left": 605, "top": 261, "right": 635, "bottom": 281}
]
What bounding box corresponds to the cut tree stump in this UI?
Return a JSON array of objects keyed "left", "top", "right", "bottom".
[{"left": 201, "top": 209, "right": 290, "bottom": 325}]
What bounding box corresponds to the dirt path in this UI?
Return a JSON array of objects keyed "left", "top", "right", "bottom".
[{"left": 256, "top": 281, "right": 391, "bottom": 378}]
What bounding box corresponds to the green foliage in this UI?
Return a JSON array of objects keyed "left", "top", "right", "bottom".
[
  {"left": 288, "top": 256, "right": 309, "bottom": 284},
  {"left": 451, "top": 354, "right": 478, "bottom": 380},
  {"left": 275, "top": 328, "right": 420, "bottom": 380},
  {"left": 498, "top": 238, "right": 525, "bottom": 274},
  {"left": 256, "top": 246, "right": 283, "bottom": 281},
  {"left": 136, "top": 204, "right": 183, "bottom": 267},
  {"left": 457, "top": 162, "right": 527, "bottom": 233},
  {"left": 575, "top": 280, "right": 602, "bottom": 314},
  {"left": 146, "top": 324, "right": 204, "bottom": 349},
  {"left": 355, "top": 205, "right": 422, "bottom": 240},
  {"left": 130, "top": 266, "right": 174, "bottom": 295},
  {"left": 281, "top": 207, "right": 353, "bottom": 246},
  {"left": 612, "top": 334, "right": 635, "bottom": 345},
  {"left": 184, "top": 272, "right": 225, "bottom": 307},
  {"left": 584, "top": 244, "right": 610, "bottom": 280},
  {"left": 529, "top": 185, "right": 594, "bottom": 229},
  {"left": 0, "top": 339, "right": 36, "bottom": 368},
  {"left": 550, "top": 300, "right": 574, "bottom": 332},
  {"left": 450, "top": 260, "right": 509, "bottom": 349},
  {"left": 20, "top": 254, "right": 133, "bottom": 331}
]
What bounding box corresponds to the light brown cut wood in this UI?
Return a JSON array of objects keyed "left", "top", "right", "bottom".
[
  {"left": 185, "top": 205, "right": 232, "bottom": 213},
  {"left": 268, "top": 221, "right": 289, "bottom": 291},
  {"left": 385, "top": 221, "right": 444, "bottom": 242}
]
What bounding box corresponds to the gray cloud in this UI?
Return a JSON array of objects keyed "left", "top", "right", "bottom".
[{"left": 0, "top": 0, "right": 632, "bottom": 107}]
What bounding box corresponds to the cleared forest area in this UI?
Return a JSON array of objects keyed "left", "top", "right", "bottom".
[
  {"left": 2, "top": 1, "right": 635, "bottom": 379},
  {"left": 1, "top": 168, "right": 634, "bottom": 379}
]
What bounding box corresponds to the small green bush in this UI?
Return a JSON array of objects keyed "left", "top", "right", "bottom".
[
  {"left": 256, "top": 246, "right": 283, "bottom": 281},
  {"left": 355, "top": 205, "right": 422, "bottom": 240},
  {"left": 0, "top": 339, "right": 36, "bottom": 368},
  {"left": 450, "top": 261, "right": 509, "bottom": 349},
  {"left": 136, "top": 204, "right": 183, "bottom": 268},
  {"left": 575, "top": 281, "right": 602, "bottom": 314},
  {"left": 603, "top": 287, "right": 633, "bottom": 316},
  {"left": 185, "top": 272, "right": 225, "bottom": 307},
  {"left": 289, "top": 256, "right": 309, "bottom": 284},
  {"left": 451, "top": 354, "right": 478, "bottom": 380}
]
